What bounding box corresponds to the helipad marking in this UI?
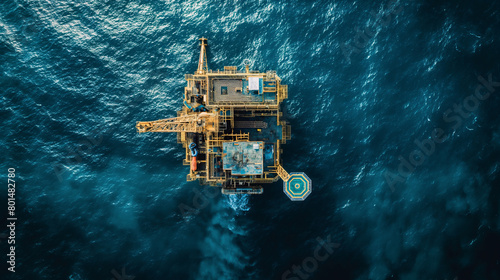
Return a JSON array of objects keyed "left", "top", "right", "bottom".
[{"left": 283, "top": 172, "right": 312, "bottom": 201}]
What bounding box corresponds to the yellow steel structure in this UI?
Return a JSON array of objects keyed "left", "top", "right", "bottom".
[
  {"left": 275, "top": 164, "right": 290, "bottom": 182},
  {"left": 196, "top": 38, "right": 208, "bottom": 75},
  {"left": 136, "top": 113, "right": 218, "bottom": 133},
  {"left": 136, "top": 38, "right": 311, "bottom": 199}
]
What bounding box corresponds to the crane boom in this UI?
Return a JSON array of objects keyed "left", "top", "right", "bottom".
[{"left": 136, "top": 112, "right": 218, "bottom": 133}]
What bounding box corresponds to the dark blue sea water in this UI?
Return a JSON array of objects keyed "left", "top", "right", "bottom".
[{"left": 2, "top": 0, "right": 500, "bottom": 279}]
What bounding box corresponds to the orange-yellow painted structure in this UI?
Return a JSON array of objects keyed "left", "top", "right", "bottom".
[{"left": 136, "top": 38, "right": 311, "bottom": 200}]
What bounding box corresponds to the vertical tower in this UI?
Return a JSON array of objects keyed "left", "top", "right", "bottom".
[{"left": 196, "top": 38, "right": 208, "bottom": 75}]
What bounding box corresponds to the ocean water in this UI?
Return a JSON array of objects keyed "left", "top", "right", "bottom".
[{"left": 1, "top": 0, "right": 500, "bottom": 279}]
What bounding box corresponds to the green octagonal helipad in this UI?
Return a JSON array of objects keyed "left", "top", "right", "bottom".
[{"left": 283, "top": 172, "right": 312, "bottom": 201}]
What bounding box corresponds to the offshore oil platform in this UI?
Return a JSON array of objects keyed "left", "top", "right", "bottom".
[{"left": 136, "top": 38, "right": 311, "bottom": 201}]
